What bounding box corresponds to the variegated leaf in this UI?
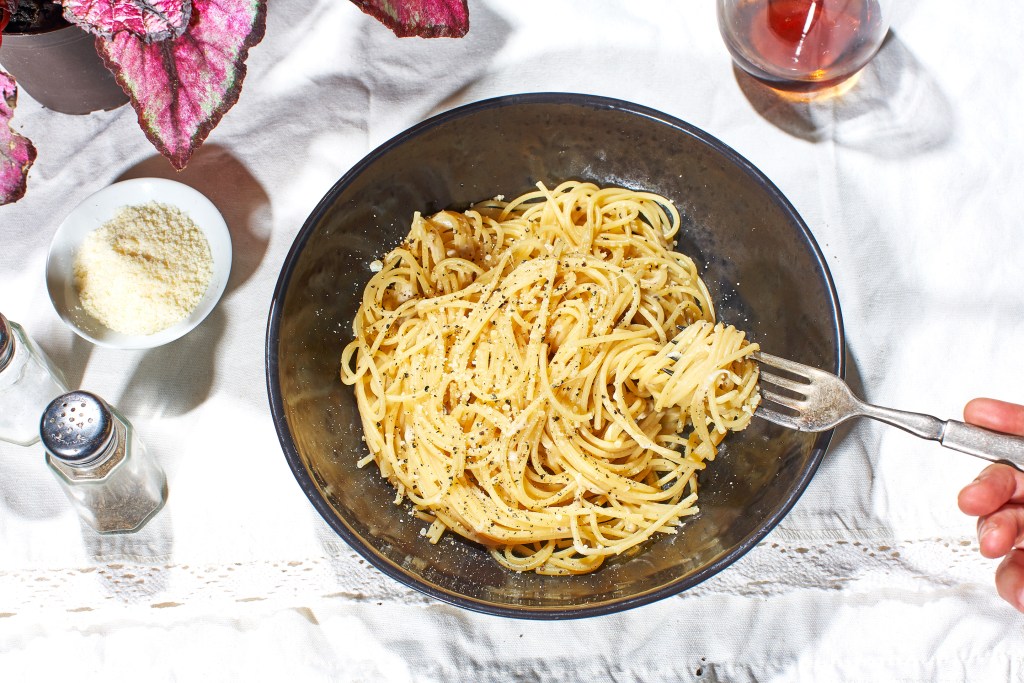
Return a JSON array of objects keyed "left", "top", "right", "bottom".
[
  {"left": 96, "top": 0, "right": 267, "bottom": 170},
  {"left": 350, "top": 0, "right": 469, "bottom": 38},
  {"left": 62, "top": 0, "right": 192, "bottom": 42},
  {"left": 0, "top": 71, "right": 36, "bottom": 206}
]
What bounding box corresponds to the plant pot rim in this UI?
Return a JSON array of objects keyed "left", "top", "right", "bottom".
[{"left": 2, "top": 20, "right": 85, "bottom": 45}]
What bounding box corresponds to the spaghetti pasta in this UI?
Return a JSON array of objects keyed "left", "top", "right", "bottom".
[{"left": 340, "top": 181, "right": 760, "bottom": 574}]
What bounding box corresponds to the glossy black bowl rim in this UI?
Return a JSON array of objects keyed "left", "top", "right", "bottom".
[{"left": 266, "top": 92, "right": 846, "bottom": 620}]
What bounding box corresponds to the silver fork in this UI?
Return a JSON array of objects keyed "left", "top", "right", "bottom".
[{"left": 752, "top": 351, "right": 1024, "bottom": 470}]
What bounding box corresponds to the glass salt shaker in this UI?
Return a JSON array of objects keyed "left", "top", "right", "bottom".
[
  {"left": 41, "top": 391, "right": 167, "bottom": 534},
  {"left": 0, "top": 312, "right": 69, "bottom": 446}
]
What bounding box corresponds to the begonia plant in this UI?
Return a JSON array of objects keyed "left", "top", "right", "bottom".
[{"left": 0, "top": 0, "right": 469, "bottom": 205}]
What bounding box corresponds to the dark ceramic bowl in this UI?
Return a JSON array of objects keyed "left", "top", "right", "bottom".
[{"left": 267, "top": 93, "right": 844, "bottom": 619}]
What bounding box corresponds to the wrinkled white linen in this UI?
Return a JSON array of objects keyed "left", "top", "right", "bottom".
[{"left": 1, "top": 0, "right": 1023, "bottom": 680}]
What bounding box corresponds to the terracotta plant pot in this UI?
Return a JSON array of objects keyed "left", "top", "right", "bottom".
[{"left": 0, "top": 22, "right": 128, "bottom": 115}]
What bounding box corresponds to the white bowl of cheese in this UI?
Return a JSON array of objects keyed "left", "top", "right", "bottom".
[{"left": 46, "top": 178, "right": 232, "bottom": 349}]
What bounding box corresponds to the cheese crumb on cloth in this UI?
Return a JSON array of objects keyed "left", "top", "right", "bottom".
[{"left": 74, "top": 201, "right": 214, "bottom": 336}]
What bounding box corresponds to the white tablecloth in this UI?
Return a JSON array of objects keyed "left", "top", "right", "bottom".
[{"left": 2, "top": 1, "right": 1023, "bottom": 680}]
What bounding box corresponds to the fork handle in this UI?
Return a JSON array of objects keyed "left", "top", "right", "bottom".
[
  {"left": 940, "top": 421, "right": 1024, "bottom": 471},
  {"left": 860, "top": 403, "right": 1024, "bottom": 471},
  {"left": 858, "top": 403, "right": 945, "bottom": 440}
]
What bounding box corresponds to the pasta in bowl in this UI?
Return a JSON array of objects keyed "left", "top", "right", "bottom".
[
  {"left": 267, "top": 93, "right": 842, "bottom": 618},
  {"left": 341, "top": 182, "right": 760, "bottom": 575}
]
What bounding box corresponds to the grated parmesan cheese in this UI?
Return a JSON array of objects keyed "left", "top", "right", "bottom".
[{"left": 73, "top": 201, "right": 214, "bottom": 336}]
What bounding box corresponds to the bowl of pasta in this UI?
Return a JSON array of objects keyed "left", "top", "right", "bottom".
[{"left": 267, "top": 93, "right": 844, "bottom": 618}]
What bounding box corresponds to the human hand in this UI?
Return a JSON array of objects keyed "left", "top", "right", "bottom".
[{"left": 957, "top": 398, "right": 1024, "bottom": 611}]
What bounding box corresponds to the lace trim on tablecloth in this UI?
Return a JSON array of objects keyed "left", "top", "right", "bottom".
[{"left": 0, "top": 535, "right": 995, "bottom": 615}]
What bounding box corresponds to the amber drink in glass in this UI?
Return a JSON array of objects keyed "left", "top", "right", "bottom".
[{"left": 718, "top": 0, "right": 893, "bottom": 94}]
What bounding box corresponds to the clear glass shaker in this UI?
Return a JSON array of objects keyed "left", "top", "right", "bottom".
[
  {"left": 0, "top": 312, "right": 69, "bottom": 446},
  {"left": 41, "top": 391, "right": 167, "bottom": 534}
]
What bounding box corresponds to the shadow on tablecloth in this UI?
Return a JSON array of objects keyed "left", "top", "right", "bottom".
[
  {"left": 734, "top": 32, "right": 955, "bottom": 159},
  {"left": 115, "top": 144, "right": 272, "bottom": 297},
  {"left": 106, "top": 146, "right": 270, "bottom": 418}
]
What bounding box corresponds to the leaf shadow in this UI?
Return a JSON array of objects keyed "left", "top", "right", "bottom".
[
  {"left": 110, "top": 145, "right": 269, "bottom": 419},
  {"left": 734, "top": 32, "right": 955, "bottom": 159},
  {"left": 115, "top": 144, "right": 272, "bottom": 296},
  {"left": 356, "top": 0, "right": 512, "bottom": 127},
  {"left": 115, "top": 305, "right": 226, "bottom": 420},
  {"left": 42, "top": 332, "right": 94, "bottom": 394}
]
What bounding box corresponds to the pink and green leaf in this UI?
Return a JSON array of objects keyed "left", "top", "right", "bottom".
[
  {"left": 96, "top": 0, "right": 267, "bottom": 170},
  {"left": 62, "top": 0, "right": 192, "bottom": 42},
  {"left": 350, "top": 0, "right": 469, "bottom": 38},
  {"left": 0, "top": 71, "right": 36, "bottom": 206}
]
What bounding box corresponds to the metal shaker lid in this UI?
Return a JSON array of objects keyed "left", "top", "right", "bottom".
[
  {"left": 0, "top": 313, "right": 12, "bottom": 372},
  {"left": 40, "top": 391, "right": 114, "bottom": 465}
]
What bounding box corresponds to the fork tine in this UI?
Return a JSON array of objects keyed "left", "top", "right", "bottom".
[
  {"left": 758, "top": 371, "right": 809, "bottom": 395},
  {"left": 755, "top": 405, "right": 808, "bottom": 431},
  {"left": 760, "top": 388, "right": 804, "bottom": 411},
  {"left": 750, "top": 351, "right": 813, "bottom": 379}
]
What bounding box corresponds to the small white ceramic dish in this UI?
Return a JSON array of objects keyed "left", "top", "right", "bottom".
[{"left": 46, "top": 178, "right": 232, "bottom": 350}]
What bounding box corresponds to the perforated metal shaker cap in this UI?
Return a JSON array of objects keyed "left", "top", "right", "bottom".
[
  {"left": 0, "top": 313, "right": 12, "bottom": 372},
  {"left": 41, "top": 391, "right": 114, "bottom": 465}
]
